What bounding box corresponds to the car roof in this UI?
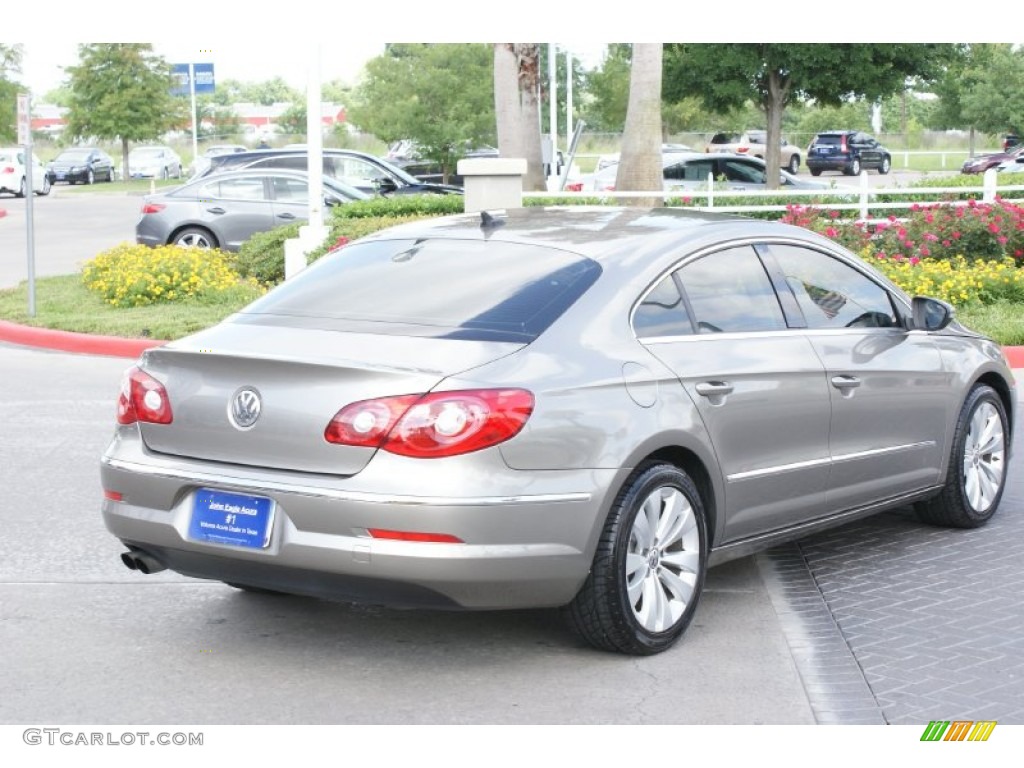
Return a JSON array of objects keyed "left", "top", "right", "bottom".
[
  {"left": 350, "top": 206, "right": 822, "bottom": 263},
  {"left": 165, "top": 168, "right": 370, "bottom": 199}
]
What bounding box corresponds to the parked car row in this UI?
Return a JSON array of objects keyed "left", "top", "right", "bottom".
[
  {"left": 705, "top": 131, "right": 803, "bottom": 175},
  {"left": 568, "top": 151, "right": 827, "bottom": 194}
]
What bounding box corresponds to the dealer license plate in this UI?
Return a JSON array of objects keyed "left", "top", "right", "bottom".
[{"left": 188, "top": 488, "right": 275, "bottom": 549}]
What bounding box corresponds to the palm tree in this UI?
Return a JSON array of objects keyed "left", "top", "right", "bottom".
[
  {"left": 615, "top": 44, "right": 664, "bottom": 207},
  {"left": 493, "top": 44, "right": 545, "bottom": 191}
]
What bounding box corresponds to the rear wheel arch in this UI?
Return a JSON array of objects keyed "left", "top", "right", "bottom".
[{"left": 633, "top": 445, "right": 719, "bottom": 550}]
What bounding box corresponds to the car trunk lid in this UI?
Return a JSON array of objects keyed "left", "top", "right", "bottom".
[{"left": 135, "top": 324, "right": 521, "bottom": 476}]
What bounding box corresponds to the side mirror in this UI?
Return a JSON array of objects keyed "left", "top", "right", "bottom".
[
  {"left": 911, "top": 296, "right": 954, "bottom": 332},
  {"left": 375, "top": 177, "right": 398, "bottom": 195}
]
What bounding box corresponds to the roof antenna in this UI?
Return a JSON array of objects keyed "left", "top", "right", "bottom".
[{"left": 480, "top": 210, "right": 506, "bottom": 229}]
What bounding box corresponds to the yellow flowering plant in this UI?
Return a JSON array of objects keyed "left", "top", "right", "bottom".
[{"left": 82, "top": 243, "right": 247, "bottom": 308}]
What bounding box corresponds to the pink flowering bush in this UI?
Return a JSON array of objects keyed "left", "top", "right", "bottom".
[{"left": 782, "top": 199, "right": 1024, "bottom": 265}]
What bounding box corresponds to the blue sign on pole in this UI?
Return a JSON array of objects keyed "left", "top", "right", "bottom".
[{"left": 171, "top": 63, "right": 215, "bottom": 95}]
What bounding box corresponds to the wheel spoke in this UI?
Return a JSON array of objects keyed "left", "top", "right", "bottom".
[
  {"left": 658, "top": 567, "right": 696, "bottom": 608},
  {"left": 655, "top": 489, "right": 687, "bottom": 546},
  {"left": 965, "top": 465, "right": 982, "bottom": 509},
  {"left": 660, "top": 549, "right": 701, "bottom": 575}
]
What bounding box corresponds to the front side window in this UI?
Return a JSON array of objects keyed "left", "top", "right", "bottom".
[
  {"left": 678, "top": 246, "right": 786, "bottom": 333},
  {"left": 766, "top": 244, "right": 898, "bottom": 329}
]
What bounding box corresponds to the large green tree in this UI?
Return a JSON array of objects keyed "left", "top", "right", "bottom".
[
  {"left": 348, "top": 44, "right": 494, "bottom": 183},
  {"left": 931, "top": 44, "right": 1023, "bottom": 152},
  {"left": 64, "top": 44, "right": 187, "bottom": 175},
  {"left": 665, "top": 44, "right": 957, "bottom": 187},
  {"left": 0, "top": 44, "right": 24, "bottom": 144}
]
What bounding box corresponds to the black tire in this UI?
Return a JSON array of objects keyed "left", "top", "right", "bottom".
[
  {"left": 161, "top": 167, "right": 169, "bottom": 181},
  {"left": 915, "top": 384, "right": 1009, "bottom": 529},
  {"left": 37, "top": 176, "right": 51, "bottom": 196},
  {"left": 810, "top": 168, "right": 822, "bottom": 177},
  {"left": 849, "top": 158, "right": 862, "bottom": 175},
  {"left": 15, "top": 177, "right": 26, "bottom": 198},
  {"left": 787, "top": 154, "right": 800, "bottom": 174},
  {"left": 172, "top": 227, "right": 217, "bottom": 249},
  {"left": 879, "top": 155, "right": 891, "bottom": 175},
  {"left": 565, "top": 463, "right": 708, "bottom": 655},
  {"left": 86, "top": 169, "right": 95, "bottom": 185}
]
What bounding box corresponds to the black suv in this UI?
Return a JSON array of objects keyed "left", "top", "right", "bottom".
[
  {"left": 806, "top": 131, "right": 891, "bottom": 176},
  {"left": 198, "top": 148, "right": 463, "bottom": 196}
]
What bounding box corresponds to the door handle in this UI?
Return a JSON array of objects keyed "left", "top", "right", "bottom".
[
  {"left": 277, "top": 212, "right": 297, "bottom": 220},
  {"left": 205, "top": 207, "right": 226, "bottom": 215},
  {"left": 831, "top": 375, "right": 861, "bottom": 391},
  {"left": 695, "top": 381, "right": 734, "bottom": 397}
]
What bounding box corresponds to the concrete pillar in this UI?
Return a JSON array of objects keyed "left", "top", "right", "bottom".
[{"left": 458, "top": 158, "right": 526, "bottom": 213}]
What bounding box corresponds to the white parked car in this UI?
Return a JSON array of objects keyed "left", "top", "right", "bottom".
[
  {"left": 128, "top": 146, "right": 183, "bottom": 180},
  {"left": 0, "top": 148, "right": 51, "bottom": 197}
]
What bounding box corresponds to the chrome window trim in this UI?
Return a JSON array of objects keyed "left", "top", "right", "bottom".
[
  {"left": 630, "top": 236, "right": 913, "bottom": 342},
  {"left": 103, "top": 457, "right": 591, "bottom": 507}
]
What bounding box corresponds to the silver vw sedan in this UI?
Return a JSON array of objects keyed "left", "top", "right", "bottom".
[{"left": 101, "top": 207, "right": 1015, "bottom": 655}]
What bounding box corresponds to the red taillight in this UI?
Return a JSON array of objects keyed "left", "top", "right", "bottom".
[
  {"left": 736, "top": 147, "right": 749, "bottom": 154},
  {"left": 367, "top": 529, "right": 464, "bottom": 544},
  {"left": 141, "top": 203, "right": 166, "bottom": 214},
  {"left": 565, "top": 181, "right": 583, "bottom": 192},
  {"left": 324, "top": 389, "right": 534, "bottom": 458},
  {"left": 117, "top": 366, "right": 173, "bottom": 425},
  {"left": 840, "top": 136, "right": 849, "bottom": 153},
  {"left": 1, "top": 166, "right": 15, "bottom": 174},
  {"left": 103, "top": 489, "right": 123, "bottom": 502}
]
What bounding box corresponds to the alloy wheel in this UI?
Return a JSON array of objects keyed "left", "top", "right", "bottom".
[
  {"left": 625, "top": 485, "right": 701, "bottom": 632},
  {"left": 962, "top": 401, "right": 1005, "bottom": 512}
]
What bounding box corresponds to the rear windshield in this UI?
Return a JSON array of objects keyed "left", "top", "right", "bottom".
[
  {"left": 814, "top": 135, "right": 843, "bottom": 146},
  {"left": 237, "top": 238, "right": 602, "bottom": 343}
]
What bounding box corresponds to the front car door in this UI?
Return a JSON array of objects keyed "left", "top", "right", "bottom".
[{"left": 760, "top": 242, "right": 948, "bottom": 512}]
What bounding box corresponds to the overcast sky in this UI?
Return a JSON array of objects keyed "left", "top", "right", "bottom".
[{"left": 9, "top": 1, "right": 966, "bottom": 98}]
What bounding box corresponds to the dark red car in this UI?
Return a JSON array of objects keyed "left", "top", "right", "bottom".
[{"left": 962, "top": 144, "right": 1024, "bottom": 174}]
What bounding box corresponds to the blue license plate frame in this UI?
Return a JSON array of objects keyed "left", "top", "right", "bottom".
[{"left": 188, "top": 488, "right": 275, "bottom": 549}]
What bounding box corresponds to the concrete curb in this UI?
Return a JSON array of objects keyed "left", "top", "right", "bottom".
[
  {"left": 0, "top": 320, "right": 164, "bottom": 358},
  {"left": 1, "top": 318, "right": 1023, "bottom": 365}
]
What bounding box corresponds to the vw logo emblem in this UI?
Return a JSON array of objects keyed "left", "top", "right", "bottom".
[{"left": 229, "top": 387, "right": 262, "bottom": 430}]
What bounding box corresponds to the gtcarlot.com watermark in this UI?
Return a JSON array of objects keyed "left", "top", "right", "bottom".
[{"left": 23, "top": 728, "right": 203, "bottom": 747}]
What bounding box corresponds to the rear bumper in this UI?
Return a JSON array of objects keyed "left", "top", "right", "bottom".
[{"left": 100, "top": 434, "right": 616, "bottom": 610}]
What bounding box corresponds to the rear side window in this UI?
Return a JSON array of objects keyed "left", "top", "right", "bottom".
[
  {"left": 678, "top": 246, "right": 786, "bottom": 333},
  {"left": 633, "top": 275, "right": 692, "bottom": 338},
  {"left": 239, "top": 238, "right": 602, "bottom": 343}
]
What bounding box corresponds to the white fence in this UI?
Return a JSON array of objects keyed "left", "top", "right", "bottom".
[{"left": 521, "top": 169, "right": 1024, "bottom": 219}]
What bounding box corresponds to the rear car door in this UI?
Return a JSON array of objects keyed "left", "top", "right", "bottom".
[
  {"left": 636, "top": 244, "right": 832, "bottom": 544},
  {"left": 762, "top": 243, "right": 948, "bottom": 511},
  {"left": 192, "top": 176, "right": 276, "bottom": 250}
]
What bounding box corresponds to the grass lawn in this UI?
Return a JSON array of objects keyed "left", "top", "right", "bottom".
[
  {"left": 52, "top": 178, "right": 187, "bottom": 197},
  {"left": 1, "top": 273, "right": 1021, "bottom": 348},
  {"left": 0, "top": 274, "right": 259, "bottom": 341}
]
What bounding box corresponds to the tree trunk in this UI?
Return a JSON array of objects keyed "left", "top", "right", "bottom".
[
  {"left": 121, "top": 137, "right": 130, "bottom": 181},
  {"left": 615, "top": 43, "right": 663, "bottom": 207},
  {"left": 493, "top": 44, "right": 545, "bottom": 192},
  {"left": 763, "top": 70, "right": 789, "bottom": 191}
]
